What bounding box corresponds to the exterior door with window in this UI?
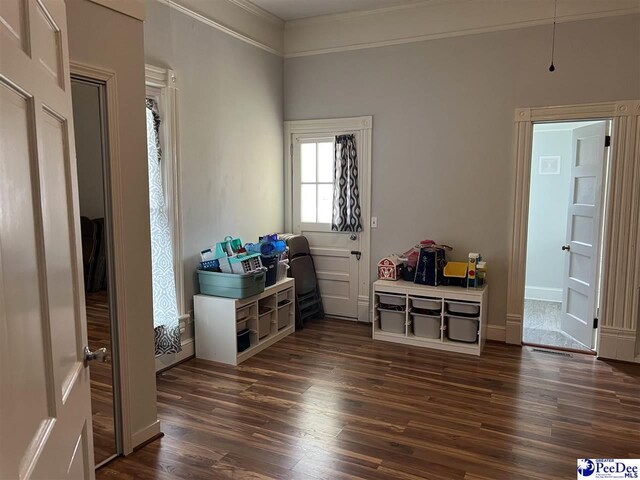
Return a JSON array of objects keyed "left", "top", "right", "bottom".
[
  {"left": 560, "top": 121, "right": 608, "bottom": 349},
  {"left": 0, "top": 0, "right": 95, "bottom": 478},
  {"left": 292, "top": 136, "right": 360, "bottom": 319}
]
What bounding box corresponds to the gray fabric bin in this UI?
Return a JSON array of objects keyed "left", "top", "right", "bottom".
[
  {"left": 411, "top": 311, "right": 441, "bottom": 339},
  {"left": 378, "top": 307, "right": 406, "bottom": 334},
  {"left": 446, "top": 301, "right": 480, "bottom": 317},
  {"left": 378, "top": 293, "right": 406, "bottom": 307},
  {"left": 446, "top": 316, "right": 479, "bottom": 343}
]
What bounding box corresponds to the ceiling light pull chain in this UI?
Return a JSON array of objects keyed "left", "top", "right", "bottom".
[{"left": 549, "top": 0, "right": 558, "bottom": 72}]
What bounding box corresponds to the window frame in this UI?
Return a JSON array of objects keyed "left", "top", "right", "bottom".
[{"left": 144, "top": 64, "right": 186, "bottom": 320}]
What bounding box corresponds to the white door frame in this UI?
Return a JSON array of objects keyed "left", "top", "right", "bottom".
[
  {"left": 69, "top": 61, "right": 133, "bottom": 455},
  {"left": 284, "top": 116, "right": 373, "bottom": 322},
  {"left": 506, "top": 100, "right": 640, "bottom": 363}
]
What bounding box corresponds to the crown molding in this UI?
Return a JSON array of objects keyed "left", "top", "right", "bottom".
[
  {"left": 284, "top": 0, "right": 640, "bottom": 58},
  {"left": 226, "top": 0, "right": 284, "bottom": 25},
  {"left": 160, "top": 0, "right": 284, "bottom": 56}
]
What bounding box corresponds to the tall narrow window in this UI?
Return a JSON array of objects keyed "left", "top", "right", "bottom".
[{"left": 146, "top": 99, "right": 181, "bottom": 355}]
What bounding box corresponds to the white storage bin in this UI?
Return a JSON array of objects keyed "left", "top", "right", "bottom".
[
  {"left": 410, "top": 297, "right": 442, "bottom": 312},
  {"left": 277, "top": 301, "right": 292, "bottom": 330},
  {"left": 446, "top": 301, "right": 480, "bottom": 317},
  {"left": 411, "top": 311, "right": 441, "bottom": 339},
  {"left": 446, "top": 316, "right": 479, "bottom": 343},
  {"left": 258, "top": 306, "right": 274, "bottom": 339},
  {"left": 378, "top": 293, "right": 406, "bottom": 307},
  {"left": 378, "top": 307, "right": 406, "bottom": 334}
]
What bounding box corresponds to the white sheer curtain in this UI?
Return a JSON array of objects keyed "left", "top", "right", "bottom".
[{"left": 146, "top": 99, "right": 181, "bottom": 355}]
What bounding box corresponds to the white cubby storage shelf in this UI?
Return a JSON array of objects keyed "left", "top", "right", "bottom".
[
  {"left": 372, "top": 279, "right": 489, "bottom": 356},
  {"left": 194, "top": 278, "right": 295, "bottom": 366}
]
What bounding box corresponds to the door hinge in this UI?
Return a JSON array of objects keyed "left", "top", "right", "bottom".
[
  {"left": 605, "top": 135, "right": 611, "bottom": 148},
  {"left": 593, "top": 317, "right": 598, "bottom": 329}
]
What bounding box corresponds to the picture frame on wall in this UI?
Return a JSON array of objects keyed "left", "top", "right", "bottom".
[{"left": 539, "top": 155, "right": 561, "bottom": 175}]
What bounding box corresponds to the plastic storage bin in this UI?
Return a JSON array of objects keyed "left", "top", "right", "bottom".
[
  {"left": 411, "top": 311, "right": 441, "bottom": 339},
  {"left": 258, "top": 306, "right": 274, "bottom": 339},
  {"left": 446, "top": 301, "right": 480, "bottom": 317},
  {"left": 276, "top": 259, "right": 289, "bottom": 282},
  {"left": 446, "top": 316, "right": 479, "bottom": 343},
  {"left": 237, "top": 329, "right": 251, "bottom": 352},
  {"left": 198, "top": 269, "right": 265, "bottom": 299},
  {"left": 378, "top": 307, "right": 406, "bottom": 334},
  {"left": 378, "top": 294, "right": 406, "bottom": 307},
  {"left": 277, "top": 301, "right": 292, "bottom": 329},
  {"left": 410, "top": 297, "right": 442, "bottom": 312}
]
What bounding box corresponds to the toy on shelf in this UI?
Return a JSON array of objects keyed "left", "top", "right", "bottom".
[
  {"left": 378, "top": 255, "right": 402, "bottom": 281},
  {"left": 414, "top": 243, "right": 451, "bottom": 286}
]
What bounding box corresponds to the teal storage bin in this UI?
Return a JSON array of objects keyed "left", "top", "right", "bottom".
[{"left": 197, "top": 269, "right": 265, "bottom": 299}]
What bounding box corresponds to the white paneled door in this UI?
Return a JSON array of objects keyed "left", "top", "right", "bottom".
[
  {"left": 292, "top": 135, "right": 360, "bottom": 319},
  {"left": 0, "top": 0, "right": 95, "bottom": 479},
  {"left": 561, "top": 121, "right": 608, "bottom": 349}
]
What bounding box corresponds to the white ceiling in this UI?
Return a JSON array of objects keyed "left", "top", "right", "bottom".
[{"left": 249, "top": 0, "right": 424, "bottom": 21}]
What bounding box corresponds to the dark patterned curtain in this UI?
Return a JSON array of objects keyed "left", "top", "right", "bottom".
[
  {"left": 146, "top": 99, "right": 181, "bottom": 356},
  {"left": 332, "top": 134, "right": 363, "bottom": 232}
]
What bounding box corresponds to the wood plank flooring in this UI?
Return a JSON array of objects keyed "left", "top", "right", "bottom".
[
  {"left": 97, "top": 319, "right": 639, "bottom": 480},
  {"left": 87, "top": 290, "right": 117, "bottom": 465}
]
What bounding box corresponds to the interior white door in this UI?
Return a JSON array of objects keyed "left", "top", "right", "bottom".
[
  {"left": 292, "top": 135, "right": 360, "bottom": 319},
  {"left": 0, "top": 1, "right": 95, "bottom": 478},
  {"left": 560, "top": 121, "right": 608, "bottom": 349}
]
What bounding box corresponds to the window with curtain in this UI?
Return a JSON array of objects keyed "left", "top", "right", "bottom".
[{"left": 146, "top": 98, "right": 181, "bottom": 355}]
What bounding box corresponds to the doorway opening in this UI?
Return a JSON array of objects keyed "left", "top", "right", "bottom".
[
  {"left": 70, "top": 76, "right": 122, "bottom": 467},
  {"left": 522, "top": 119, "right": 611, "bottom": 352}
]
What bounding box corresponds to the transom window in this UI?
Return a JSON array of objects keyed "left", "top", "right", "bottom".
[{"left": 299, "top": 139, "right": 334, "bottom": 224}]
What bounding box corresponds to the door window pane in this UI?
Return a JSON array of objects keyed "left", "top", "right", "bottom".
[
  {"left": 317, "top": 142, "right": 334, "bottom": 183},
  {"left": 301, "top": 184, "right": 316, "bottom": 223},
  {"left": 317, "top": 184, "right": 333, "bottom": 224},
  {"left": 301, "top": 143, "right": 316, "bottom": 183}
]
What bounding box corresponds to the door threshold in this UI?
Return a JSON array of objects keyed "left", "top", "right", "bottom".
[
  {"left": 522, "top": 341, "right": 596, "bottom": 356},
  {"left": 95, "top": 453, "right": 119, "bottom": 470}
]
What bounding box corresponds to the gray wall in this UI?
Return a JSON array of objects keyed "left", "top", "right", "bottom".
[
  {"left": 284, "top": 14, "right": 640, "bottom": 331},
  {"left": 525, "top": 129, "right": 572, "bottom": 298},
  {"left": 71, "top": 81, "right": 105, "bottom": 220},
  {"left": 144, "top": 0, "right": 284, "bottom": 312},
  {"left": 67, "top": 0, "right": 158, "bottom": 449}
]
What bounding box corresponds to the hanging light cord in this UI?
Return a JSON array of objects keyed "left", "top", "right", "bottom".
[{"left": 549, "top": 0, "right": 557, "bottom": 72}]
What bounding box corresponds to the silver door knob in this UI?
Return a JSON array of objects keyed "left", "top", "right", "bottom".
[
  {"left": 83, "top": 346, "right": 107, "bottom": 367},
  {"left": 561, "top": 244, "right": 571, "bottom": 251},
  {"left": 350, "top": 233, "right": 358, "bottom": 241}
]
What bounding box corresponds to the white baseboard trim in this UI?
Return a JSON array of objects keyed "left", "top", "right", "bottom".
[
  {"left": 524, "top": 286, "right": 563, "bottom": 303},
  {"left": 598, "top": 327, "right": 638, "bottom": 363},
  {"left": 131, "top": 420, "right": 161, "bottom": 450},
  {"left": 486, "top": 324, "right": 506, "bottom": 342},
  {"left": 155, "top": 337, "right": 195, "bottom": 372}
]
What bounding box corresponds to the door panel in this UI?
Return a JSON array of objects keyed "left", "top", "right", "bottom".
[
  {"left": 561, "top": 121, "right": 607, "bottom": 349},
  {"left": 0, "top": 0, "right": 95, "bottom": 478}
]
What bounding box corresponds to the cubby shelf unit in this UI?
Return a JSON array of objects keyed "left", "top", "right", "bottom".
[
  {"left": 372, "top": 279, "right": 489, "bottom": 356},
  {"left": 194, "top": 278, "right": 295, "bottom": 366}
]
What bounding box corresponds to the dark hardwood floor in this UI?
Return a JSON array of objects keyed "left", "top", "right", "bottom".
[
  {"left": 98, "top": 319, "right": 639, "bottom": 480},
  {"left": 86, "top": 289, "right": 117, "bottom": 465}
]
